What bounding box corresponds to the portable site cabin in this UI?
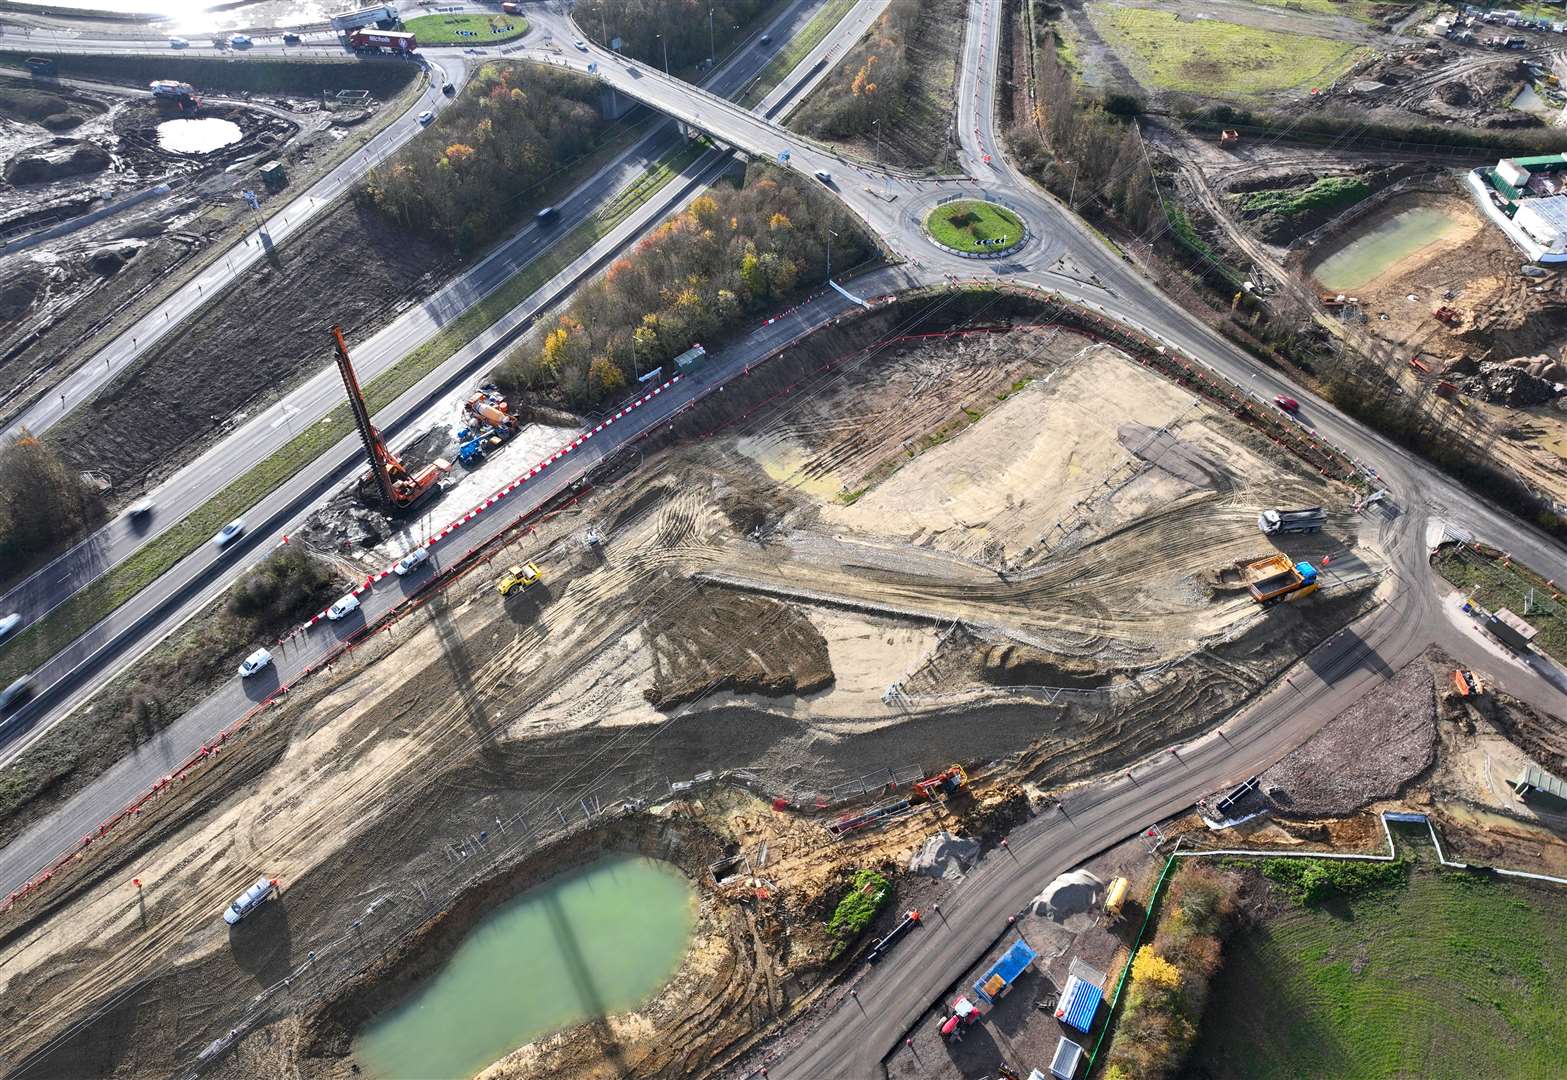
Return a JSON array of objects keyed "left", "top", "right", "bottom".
[
  {"left": 1054, "top": 973, "right": 1105, "bottom": 1033},
  {"left": 972, "top": 939, "right": 1037, "bottom": 1004}
]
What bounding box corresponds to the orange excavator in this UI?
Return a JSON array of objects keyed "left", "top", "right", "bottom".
[{"left": 331, "top": 325, "right": 448, "bottom": 512}]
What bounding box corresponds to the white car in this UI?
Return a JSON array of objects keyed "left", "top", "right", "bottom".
[
  {"left": 327, "top": 593, "right": 361, "bottom": 620},
  {"left": 213, "top": 519, "right": 245, "bottom": 548},
  {"left": 237, "top": 648, "right": 272, "bottom": 679},
  {"left": 417, "top": 109, "right": 434, "bottom": 125},
  {"left": 573, "top": 38, "right": 588, "bottom": 50},
  {"left": 169, "top": 37, "right": 189, "bottom": 48},
  {"left": 394, "top": 548, "right": 430, "bottom": 576},
  {"left": 0, "top": 613, "right": 20, "bottom": 641},
  {"left": 223, "top": 876, "right": 276, "bottom": 925},
  {"left": 228, "top": 34, "right": 252, "bottom": 48},
  {"left": 0, "top": 676, "right": 34, "bottom": 715},
  {"left": 127, "top": 498, "right": 154, "bottom": 519}
]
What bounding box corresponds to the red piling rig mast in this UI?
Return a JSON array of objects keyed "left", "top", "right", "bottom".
[{"left": 331, "top": 325, "right": 446, "bottom": 511}]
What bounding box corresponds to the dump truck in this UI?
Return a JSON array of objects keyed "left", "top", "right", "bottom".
[
  {"left": 1257, "top": 506, "right": 1326, "bottom": 535},
  {"left": 1244, "top": 554, "right": 1319, "bottom": 605}
]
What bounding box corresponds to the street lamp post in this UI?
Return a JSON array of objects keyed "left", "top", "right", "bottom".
[
  {"left": 827, "top": 227, "right": 837, "bottom": 281},
  {"left": 708, "top": 9, "right": 715, "bottom": 67},
  {"left": 656, "top": 33, "right": 669, "bottom": 74}
]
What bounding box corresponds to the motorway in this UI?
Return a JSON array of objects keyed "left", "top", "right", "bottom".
[
  {"left": 0, "top": 0, "right": 879, "bottom": 763},
  {"left": 2, "top": 0, "right": 1567, "bottom": 1072}
]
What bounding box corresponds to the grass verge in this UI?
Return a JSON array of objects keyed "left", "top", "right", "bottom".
[
  {"left": 403, "top": 13, "right": 528, "bottom": 45},
  {"left": 0, "top": 140, "right": 708, "bottom": 692},
  {"left": 1433, "top": 545, "right": 1567, "bottom": 661},
  {"left": 1191, "top": 868, "right": 1567, "bottom": 1079},
  {"left": 1090, "top": 7, "right": 1366, "bottom": 98},
  {"left": 0, "top": 550, "right": 339, "bottom": 851},
  {"left": 738, "top": 0, "right": 859, "bottom": 108},
  {"left": 925, "top": 199, "right": 1024, "bottom": 251}
]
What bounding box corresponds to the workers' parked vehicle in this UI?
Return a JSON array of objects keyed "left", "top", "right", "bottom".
[
  {"left": 0, "top": 613, "right": 21, "bottom": 641},
  {"left": 497, "top": 562, "right": 542, "bottom": 596},
  {"left": 223, "top": 876, "right": 278, "bottom": 925},
  {"left": 237, "top": 648, "right": 273, "bottom": 679},
  {"left": 1257, "top": 507, "right": 1326, "bottom": 535},
  {"left": 327, "top": 593, "right": 361, "bottom": 620},
  {"left": 213, "top": 519, "right": 245, "bottom": 548},
  {"left": 394, "top": 548, "right": 430, "bottom": 575},
  {"left": 0, "top": 675, "right": 35, "bottom": 715}
]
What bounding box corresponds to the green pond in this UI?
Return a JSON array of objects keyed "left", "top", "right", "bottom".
[
  {"left": 355, "top": 855, "right": 697, "bottom": 1080},
  {"left": 1310, "top": 204, "right": 1463, "bottom": 292}
]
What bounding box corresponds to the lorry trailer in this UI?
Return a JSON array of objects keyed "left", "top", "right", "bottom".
[
  {"left": 350, "top": 29, "right": 417, "bottom": 53},
  {"left": 1257, "top": 506, "right": 1325, "bottom": 535}
]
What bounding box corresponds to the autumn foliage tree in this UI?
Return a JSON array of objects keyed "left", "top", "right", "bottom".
[
  {"left": 493, "top": 164, "right": 873, "bottom": 409},
  {"left": 1103, "top": 863, "right": 1239, "bottom": 1080},
  {"left": 358, "top": 64, "right": 605, "bottom": 252},
  {"left": 574, "top": 0, "right": 772, "bottom": 73},
  {"left": 794, "top": 0, "right": 916, "bottom": 141},
  {"left": 0, "top": 429, "right": 105, "bottom": 585}
]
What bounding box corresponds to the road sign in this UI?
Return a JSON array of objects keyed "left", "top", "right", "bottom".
[
  {"left": 778, "top": 149, "right": 790, "bottom": 163},
  {"left": 241, "top": 190, "right": 260, "bottom": 211},
  {"left": 612, "top": 36, "right": 623, "bottom": 50}
]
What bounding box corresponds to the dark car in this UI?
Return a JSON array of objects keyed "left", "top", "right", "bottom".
[{"left": 282, "top": 32, "right": 302, "bottom": 44}]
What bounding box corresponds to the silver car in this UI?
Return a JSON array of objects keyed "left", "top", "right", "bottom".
[
  {"left": 0, "top": 675, "right": 35, "bottom": 715},
  {"left": 394, "top": 548, "right": 430, "bottom": 576},
  {"left": 0, "top": 612, "right": 20, "bottom": 641},
  {"left": 213, "top": 519, "right": 245, "bottom": 548}
]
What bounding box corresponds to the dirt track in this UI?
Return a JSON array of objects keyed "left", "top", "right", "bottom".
[{"left": 0, "top": 325, "right": 1383, "bottom": 1079}]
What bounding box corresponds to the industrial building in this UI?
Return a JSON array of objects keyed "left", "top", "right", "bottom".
[{"left": 1467, "top": 154, "right": 1567, "bottom": 263}]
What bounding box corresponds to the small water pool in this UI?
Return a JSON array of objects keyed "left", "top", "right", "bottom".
[
  {"left": 1310, "top": 204, "right": 1464, "bottom": 293},
  {"left": 156, "top": 117, "right": 242, "bottom": 154},
  {"left": 354, "top": 854, "right": 697, "bottom": 1080}
]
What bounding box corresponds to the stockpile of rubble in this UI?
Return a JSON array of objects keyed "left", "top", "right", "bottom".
[{"left": 1441, "top": 353, "right": 1565, "bottom": 407}]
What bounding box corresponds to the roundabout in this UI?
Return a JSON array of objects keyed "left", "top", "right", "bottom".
[{"left": 923, "top": 198, "right": 1027, "bottom": 256}]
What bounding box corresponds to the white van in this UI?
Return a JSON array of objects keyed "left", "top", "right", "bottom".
[
  {"left": 327, "top": 593, "right": 361, "bottom": 620},
  {"left": 223, "top": 876, "right": 277, "bottom": 925}
]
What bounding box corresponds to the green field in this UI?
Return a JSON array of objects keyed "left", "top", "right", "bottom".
[
  {"left": 1091, "top": 6, "right": 1366, "bottom": 98},
  {"left": 404, "top": 13, "right": 528, "bottom": 45},
  {"left": 1244, "top": 0, "right": 1405, "bottom": 22},
  {"left": 1191, "top": 869, "right": 1567, "bottom": 1078},
  {"left": 1434, "top": 545, "right": 1567, "bottom": 661},
  {"left": 925, "top": 200, "right": 1024, "bottom": 252}
]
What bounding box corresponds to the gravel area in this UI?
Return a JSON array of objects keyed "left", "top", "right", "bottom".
[{"left": 1258, "top": 651, "right": 1439, "bottom": 817}]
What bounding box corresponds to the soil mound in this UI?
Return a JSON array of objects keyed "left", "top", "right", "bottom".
[
  {"left": 909, "top": 830, "right": 979, "bottom": 880},
  {"left": 979, "top": 643, "right": 1111, "bottom": 689},
  {"left": 1462, "top": 362, "right": 1561, "bottom": 407},
  {"left": 1260, "top": 653, "right": 1438, "bottom": 817},
  {"left": 4, "top": 143, "right": 110, "bottom": 185},
  {"left": 1030, "top": 869, "right": 1102, "bottom": 921},
  {"left": 643, "top": 585, "right": 834, "bottom": 708}
]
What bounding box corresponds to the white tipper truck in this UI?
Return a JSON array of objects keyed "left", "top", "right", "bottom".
[{"left": 1257, "top": 507, "right": 1326, "bottom": 535}]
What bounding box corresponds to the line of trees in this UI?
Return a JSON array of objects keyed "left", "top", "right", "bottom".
[
  {"left": 493, "top": 163, "right": 874, "bottom": 409},
  {"left": 1006, "top": 34, "right": 1157, "bottom": 232},
  {"left": 793, "top": 0, "right": 918, "bottom": 141},
  {"left": 1104, "top": 864, "right": 1239, "bottom": 1080},
  {"left": 357, "top": 63, "right": 608, "bottom": 252},
  {"left": 575, "top": 0, "right": 770, "bottom": 72},
  {"left": 0, "top": 430, "right": 104, "bottom": 588}
]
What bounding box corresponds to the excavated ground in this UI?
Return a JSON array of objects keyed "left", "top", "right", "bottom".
[{"left": 0, "top": 326, "right": 1384, "bottom": 1080}]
